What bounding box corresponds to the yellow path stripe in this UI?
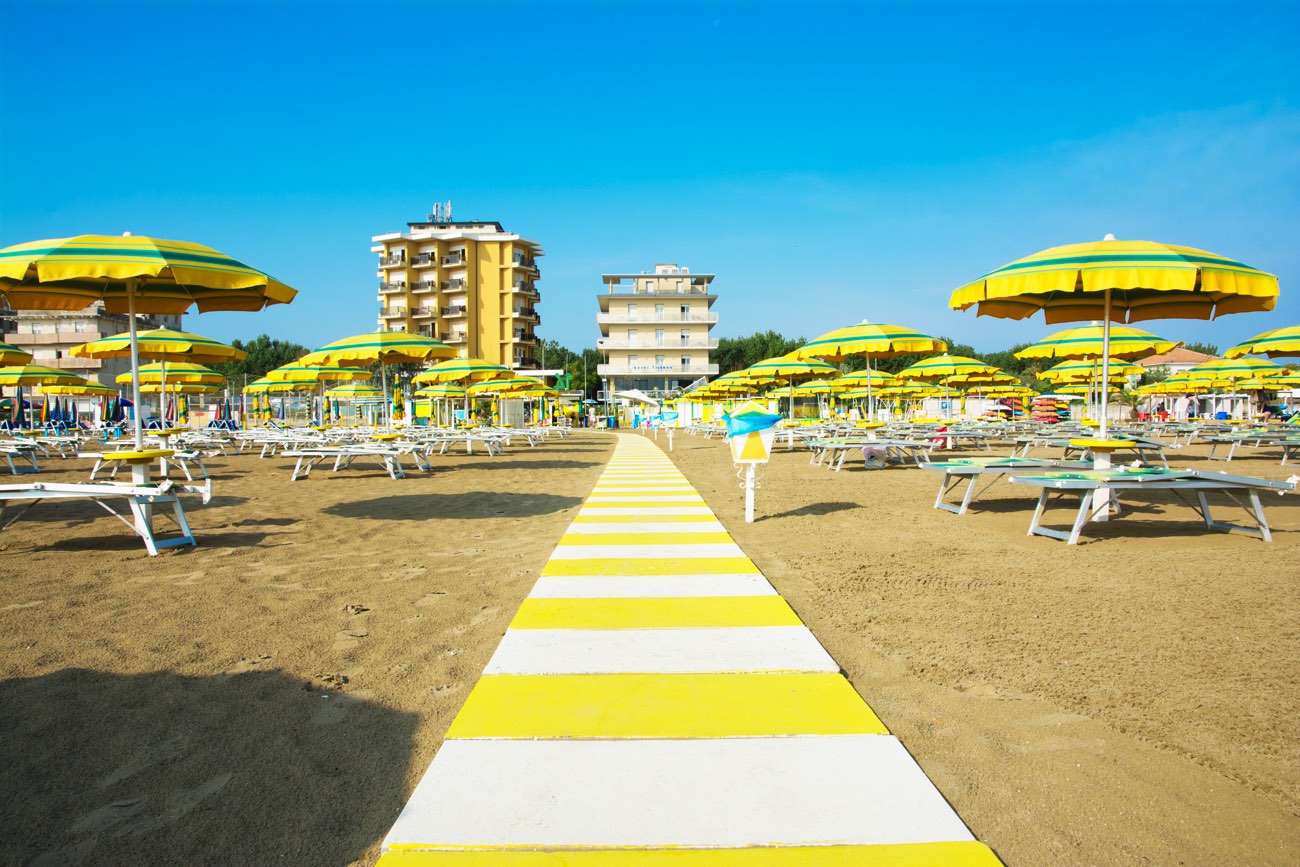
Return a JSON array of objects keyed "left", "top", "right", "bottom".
[
  {"left": 570, "top": 514, "right": 718, "bottom": 524},
  {"left": 541, "top": 557, "right": 759, "bottom": 577},
  {"left": 510, "top": 596, "right": 801, "bottom": 629},
  {"left": 558, "top": 532, "right": 735, "bottom": 547},
  {"left": 380, "top": 841, "right": 1003, "bottom": 865},
  {"left": 446, "top": 673, "right": 888, "bottom": 739}
]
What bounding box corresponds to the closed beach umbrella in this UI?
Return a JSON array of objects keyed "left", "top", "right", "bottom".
[
  {"left": 951, "top": 235, "right": 1279, "bottom": 437},
  {"left": 0, "top": 234, "right": 296, "bottom": 449}
]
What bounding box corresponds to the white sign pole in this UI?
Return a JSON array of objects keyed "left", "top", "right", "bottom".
[{"left": 745, "top": 464, "right": 756, "bottom": 523}]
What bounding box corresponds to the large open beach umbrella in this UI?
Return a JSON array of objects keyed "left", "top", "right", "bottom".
[
  {"left": 301, "top": 331, "right": 455, "bottom": 429},
  {"left": 0, "top": 234, "right": 296, "bottom": 449},
  {"left": 896, "top": 355, "right": 1001, "bottom": 418},
  {"left": 414, "top": 358, "right": 515, "bottom": 423},
  {"left": 1014, "top": 324, "right": 1181, "bottom": 361},
  {"left": 265, "top": 362, "right": 370, "bottom": 425},
  {"left": 1223, "top": 324, "right": 1300, "bottom": 359},
  {"left": 732, "top": 355, "right": 838, "bottom": 443},
  {"left": 791, "top": 320, "right": 946, "bottom": 420},
  {"left": 415, "top": 383, "right": 468, "bottom": 426},
  {"left": 951, "top": 235, "right": 1279, "bottom": 437},
  {"left": 0, "top": 342, "right": 33, "bottom": 365}
]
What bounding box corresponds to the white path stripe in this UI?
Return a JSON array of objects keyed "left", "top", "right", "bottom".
[
  {"left": 382, "top": 736, "right": 974, "bottom": 849},
  {"left": 586, "top": 495, "right": 704, "bottom": 502},
  {"left": 579, "top": 507, "right": 714, "bottom": 516},
  {"left": 550, "top": 543, "right": 746, "bottom": 559},
  {"left": 484, "top": 627, "right": 839, "bottom": 674},
  {"left": 563, "top": 522, "right": 727, "bottom": 534},
  {"left": 531, "top": 574, "right": 777, "bottom": 598}
]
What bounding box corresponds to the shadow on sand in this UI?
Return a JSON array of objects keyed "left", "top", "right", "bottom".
[
  {"left": 325, "top": 491, "right": 584, "bottom": 521},
  {"left": 0, "top": 668, "right": 418, "bottom": 864},
  {"left": 763, "top": 501, "right": 861, "bottom": 519}
]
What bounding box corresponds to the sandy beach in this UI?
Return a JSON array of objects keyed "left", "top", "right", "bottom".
[{"left": 1, "top": 429, "right": 1297, "bottom": 865}]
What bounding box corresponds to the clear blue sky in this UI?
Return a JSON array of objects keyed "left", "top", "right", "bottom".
[{"left": 2, "top": 0, "right": 1297, "bottom": 356}]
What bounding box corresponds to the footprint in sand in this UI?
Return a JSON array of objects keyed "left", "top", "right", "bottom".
[
  {"left": 469, "top": 606, "right": 500, "bottom": 626},
  {"left": 97, "top": 735, "right": 187, "bottom": 789},
  {"left": 220, "top": 655, "right": 272, "bottom": 678},
  {"left": 118, "top": 774, "right": 232, "bottom": 835},
  {"left": 1, "top": 599, "right": 44, "bottom": 612},
  {"left": 69, "top": 798, "right": 146, "bottom": 835},
  {"left": 310, "top": 689, "right": 374, "bottom": 725},
  {"left": 415, "top": 591, "right": 447, "bottom": 607},
  {"left": 333, "top": 628, "right": 369, "bottom": 650}
]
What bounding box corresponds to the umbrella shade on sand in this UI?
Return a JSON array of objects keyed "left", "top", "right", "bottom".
[
  {"left": 1014, "top": 324, "right": 1180, "bottom": 361},
  {"left": 0, "top": 341, "right": 33, "bottom": 365},
  {"left": 951, "top": 235, "right": 1279, "bottom": 437},
  {"left": 1223, "top": 324, "right": 1300, "bottom": 359},
  {"left": 0, "top": 234, "right": 296, "bottom": 449},
  {"left": 301, "top": 331, "right": 455, "bottom": 429}
]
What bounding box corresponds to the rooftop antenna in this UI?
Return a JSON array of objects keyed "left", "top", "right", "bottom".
[{"left": 445, "top": 200, "right": 453, "bottom": 222}]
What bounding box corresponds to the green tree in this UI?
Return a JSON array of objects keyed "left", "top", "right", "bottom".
[
  {"left": 1183, "top": 341, "right": 1219, "bottom": 357},
  {"left": 210, "top": 334, "right": 310, "bottom": 387},
  {"left": 714, "top": 331, "right": 804, "bottom": 373}
]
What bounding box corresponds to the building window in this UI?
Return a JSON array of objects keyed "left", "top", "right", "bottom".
[
  {"left": 680, "top": 330, "right": 690, "bottom": 346},
  {"left": 73, "top": 321, "right": 89, "bottom": 333},
  {"left": 655, "top": 304, "right": 664, "bottom": 320},
  {"left": 655, "top": 329, "right": 664, "bottom": 347},
  {"left": 680, "top": 356, "right": 690, "bottom": 368},
  {"left": 627, "top": 303, "right": 637, "bottom": 320}
]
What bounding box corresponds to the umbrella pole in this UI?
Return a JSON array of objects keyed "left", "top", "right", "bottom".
[
  {"left": 381, "top": 364, "right": 390, "bottom": 430},
  {"left": 127, "top": 279, "right": 145, "bottom": 450},
  {"left": 1099, "top": 289, "right": 1112, "bottom": 439},
  {"left": 866, "top": 356, "right": 874, "bottom": 423}
]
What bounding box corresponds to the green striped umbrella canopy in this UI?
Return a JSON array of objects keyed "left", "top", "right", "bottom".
[
  {"left": 734, "top": 355, "right": 838, "bottom": 383},
  {"left": 895, "top": 355, "right": 1000, "bottom": 381},
  {"left": 243, "top": 378, "right": 300, "bottom": 394},
  {"left": 790, "top": 379, "right": 849, "bottom": 396},
  {"left": 41, "top": 381, "right": 117, "bottom": 397},
  {"left": 0, "top": 365, "right": 85, "bottom": 387},
  {"left": 300, "top": 331, "right": 455, "bottom": 367},
  {"left": 1057, "top": 382, "right": 1123, "bottom": 396},
  {"left": 264, "top": 362, "right": 371, "bottom": 384},
  {"left": 872, "top": 380, "right": 939, "bottom": 397},
  {"left": 1224, "top": 324, "right": 1300, "bottom": 359},
  {"left": 116, "top": 362, "right": 223, "bottom": 386},
  {"left": 832, "top": 369, "right": 899, "bottom": 389},
  {"left": 70, "top": 328, "right": 246, "bottom": 364},
  {"left": 1037, "top": 357, "right": 1142, "bottom": 384},
  {"left": 324, "top": 384, "right": 383, "bottom": 399},
  {"left": 0, "top": 233, "right": 297, "bottom": 448},
  {"left": 415, "top": 384, "right": 468, "bottom": 399},
  {"left": 413, "top": 357, "right": 514, "bottom": 386},
  {"left": 1014, "top": 324, "right": 1180, "bottom": 361},
  {"left": 0, "top": 341, "right": 33, "bottom": 365},
  {"left": 791, "top": 320, "right": 947, "bottom": 362},
  {"left": 1185, "top": 357, "right": 1286, "bottom": 381},
  {"left": 141, "top": 382, "right": 222, "bottom": 395},
  {"left": 468, "top": 376, "right": 545, "bottom": 395}
]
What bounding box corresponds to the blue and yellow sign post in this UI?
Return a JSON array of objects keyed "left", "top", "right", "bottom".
[{"left": 724, "top": 401, "right": 782, "bottom": 523}]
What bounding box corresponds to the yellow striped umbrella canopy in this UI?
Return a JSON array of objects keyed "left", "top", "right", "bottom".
[
  {"left": 791, "top": 378, "right": 850, "bottom": 396},
  {"left": 954, "top": 372, "right": 1020, "bottom": 389},
  {"left": 1224, "top": 324, "right": 1300, "bottom": 359},
  {"left": 468, "top": 376, "right": 545, "bottom": 395},
  {"left": 0, "top": 234, "right": 298, "bottom": 315},
  {"left": 705, "top": 372, "right": 762, "bottom": 391},
  {"left": 41, "top": 381, "right": 117, "bottom": 397},
  {"left": 415, "top": 384, "right": 468, "bottom": 399},
  {"left": 1056, "top": 383, "right": 1123, "bottom": 396},
  {"left": 734, "top": 355, "right": 838, "bottom": 383},
  {"left": 873, "top": 380, "right": 941, "bottom": 397},
  {"left": 0, "top": 365, "right": 86, "bottom": 387},
  {"left": 1014, "top": 324, "right": 1180, "bottom": 360},
  {"left": 950, "top": 237, "right": 1279, "bottom": 324},
  {"left": 413, "top": 357, "right": 514, "bottom": 385},
  {"left": 896, "top": 355, "right": 1000, "bottom": 381},
  {"left": 141, "top": 382, "right": 222, "bottom": 395},
  {"left": 791, "top": 320, "right": 947, "bottom": 361},
  {"left": 244, "top": 378, "right": 301, "bottom": 394},
  {"left": 1148, "top": 374, "right": 1202, "bottom": 394},
  {"left": 0, "top": 341, "right": 33, "bottom": 365},
  {"left": 70, "top": 328, "right": 247, "bottom": 364},
  {"left": 324, "top": 383, "right": 383, "bottom": 399},
  {"left": 264, "top": 362, "right": 372, "bottom": 384},
  {"left": 300, "top": 331, "right": 456, "bottom": 367},
  {"left": 832, "top": 369, "right": 899, "bottom": 389},
  {"left": 1230, "top": 377, "right": 1287, "bottom": 392},
  {"left": 975, "top": 385, "right": 1035, "bottom": 398},
  {"left": 1037, "top": 357, "right": 1142, "bottom": 384},
  {"left": 116, "top": 362, "right": 223, "bottom": 386},
  {"left": 1185, "top": 357, "right": 1286, "bottom": 381}
]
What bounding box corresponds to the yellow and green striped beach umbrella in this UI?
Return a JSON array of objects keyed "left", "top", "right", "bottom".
[
  {"left": 1014, "top": 324, "right": 1180, "bottom": 361},
  {"left": 1224, "top": 324, "right": 1300, "bottom": 359},
  {"left": 1185, "top": 357, "right": 1286, "bottom": 382},
  {"left": 895, "top": 355, "right": 1000, "bottom": 381},
  {"left": 1037, "top": 357, "right": 1142, "bottom": 384},
  {"left": 70, "top": 328, "right": 247, "bottom": 364},
  {"left": 468, "top": 376, "right": 545, "bottom": 395},
  {"left": 735, "top": 355, "right": 839, "bottom": 383},
  {"left": 325, "top": 383, "right": 383, "bottom": 399},
  {"left": 792, "top": 320, "right": 947, "bottom": 362},
  {"left": 0, "top": 342, "right": 33, "bottom": 365},
  {"left": 41, "top": 381, "right": 117, "bottom": 397},
  {"left": 117, "top": 362, "right": 224, "bottom": 386},
  {"left": 832, "top": 369, "right": 898, "bottom": 389},
  {"left": 415, "top": 383, "right": 468, "bottom": 399},
  {"left": 413, "top": 357, "right": 514, "bottom": 386},
  {"left": 0, "top": 365, "right": 85, "bottom": 387},
  {"left": 300, "top": 331, "right": 455, "bottom": 367},
  {"left": 244, "top": 378, "right": 301, "bottom": 394},
  {"left": 264, "top": 362, "right": 371, "bottom": 384}
]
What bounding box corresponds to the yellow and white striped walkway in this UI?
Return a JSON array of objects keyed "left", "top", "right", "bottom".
[{"left": 378, "top": 434, "right": 1001, "bottom": 865}]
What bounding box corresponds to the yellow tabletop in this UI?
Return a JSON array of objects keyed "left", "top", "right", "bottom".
[
  {"left": 1069, "top": 439, "right": 1134, "bottom": 452},
  {"left": 855, "top": 422, "right": 887, "bottom": 430},
  {"left": 102, "top": 449, "right": 174, "bottom": 464},
  {"left": 372, "top": 433, "right": 402, "bottom": 441}
]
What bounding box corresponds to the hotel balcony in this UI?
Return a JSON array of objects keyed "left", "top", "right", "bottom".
[
  {"left": 511, "top": 255, "right": 540, "bottom": 275},
  {"left": 379, "top": 306, "right": 407, "bottom": 320},
  {"left": 511, "top": 308, "right": 540, "bottom": 324},
  {"left": 442, "top": 252, "right": 467, "bottom": 268},
  {"left": 512, "top": 330, "right": 537, "bottom": 345},
  {"left": 441, "top": 306, "right": 468, "bottom": 318},
  {"left": 443, "top": 333, "right": 468, "bottom": 344},
  {"left": 379, "top": 253, "right": 407, "bottom": 268},
  {"left": 597, "top": 338, "right": 719, "bottom": 351},
  {"left": 413, "top": 280, "right": 438, "bottom": 293},
  {"left": 412, "top": 253, "right": 437, "bottom": 268},
  {"left": 380, "top": 281, "right": 407, "bottom": 294},
  {"left": 441, "top": 279, "right": 466, "bottom": 291},
  {"left": 596, "top": 311, "right": 718, "bottom": 325},
  {"left": 597, "top": 363, "right": 719, "bottom": 377},
  {"left": 411, "top": 307, "right": 437, "bottom": 319}
]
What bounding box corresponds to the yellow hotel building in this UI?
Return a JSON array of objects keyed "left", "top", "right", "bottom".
[{"left": 371, "top": 211, "right": 543, "bottom": 369}]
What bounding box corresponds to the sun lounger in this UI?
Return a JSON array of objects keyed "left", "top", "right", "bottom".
[
  {"left": 923, "top": 457, "right": 1092, "bottom": 515},
  {"left": 0, "top": 442, "right": 41, "bottom": 475},
  {"left": 807, "top": 437, "right": 937, "bottom": 471},
  {"left": 281, "top": 444, "right": 426, "bottom": 481},
  {"left": 84, "top": 448, "right": 210, "bottom": 482},
  {"left": 0, "top": 477, "right": 211, "bottom": 556},
  {"left": 1007, "top": 467, "right": 1296, "bottom": 544}
]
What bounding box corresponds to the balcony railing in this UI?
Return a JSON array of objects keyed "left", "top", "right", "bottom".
[
  {"left": 513, "top": 330, "right": 537, "bottom": 344},
  {"left": 596, "top": 312, "right": 717, "bottom": 325},
  {"left": 442, "top": 279, "right": 466, "bottom": 291},
  {"left": 444, "top": 333, "right": 468, "bottom": 343},
  {"left": 413, "top": 253, "right": 437, "bottom": 267},
  {"left": 379, "top": 281, "right": 407, "bottom": 293},
  {"left": 441, "top": 306, "right": 468, "bottom": 317},
  {"left": 512, "top": 255, "right": 537, "bottom": 269},
  {"left": 379, "top": 307, "right": 407, "bottom": 318},
  {"left": 379, "top": 253, "right": 407, "bottom": 267},
  {"left": 597, "top": 339, "right": 719, "bottom": 350},
  {"left": 442, "top": 252, "right": 467, "bottom": 267},
  {"left": 597, "top": 363, "right": 720, "bottom": 377},
  {"left": 411, "top": 307, "right": 436, "bottom": 318},
  {"left": 414, "top": 280, "right": 437, "bottom": 292}
]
